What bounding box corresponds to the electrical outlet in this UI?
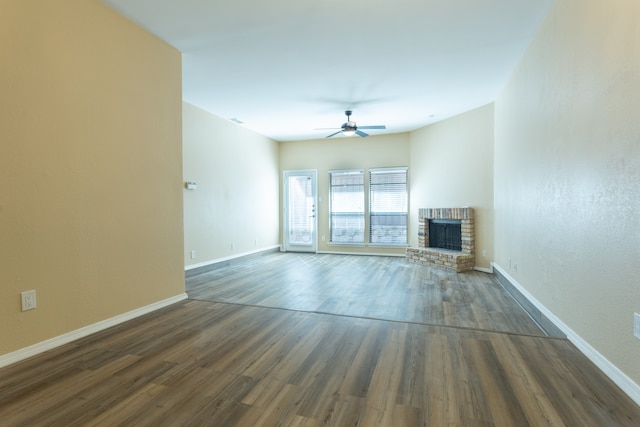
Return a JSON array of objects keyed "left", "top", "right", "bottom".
[
  {"left": 190, "top": 250, "right": 196, "bottom": 259},
  {"left": 21, "top": 290, "right": 37, "bottom": 311},
  {"left": 482, "top": 249, "right": 487, "bottom": 257},
  {"left": 634, "top": 313, "right": 640, "bottom": 340},
  {"left": 231, "top": 243, "right": 235, "bottom": 250}
]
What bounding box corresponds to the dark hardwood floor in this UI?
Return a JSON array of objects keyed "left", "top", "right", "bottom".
[{"left": 1, "top": 253, "right": 638, "bottom": 426}]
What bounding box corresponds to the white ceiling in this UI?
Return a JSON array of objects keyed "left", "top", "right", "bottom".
[{"left": 101, "top": 0, "right": 555, "bottom": 141}]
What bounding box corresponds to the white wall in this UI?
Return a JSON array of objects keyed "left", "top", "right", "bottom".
[
  {"left": 410, "top": 104, "right": 495, "bottom": 271},
  {"left": 183, "top": 102, "right": 280, "bottom": 267},
  {"left": 494, "top": 0, "right": 640, "bottom": 386}
]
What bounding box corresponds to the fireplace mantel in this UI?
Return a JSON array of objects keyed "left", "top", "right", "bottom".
[{"left": 406, "top": 207, "right": 475, "bottom": 272}]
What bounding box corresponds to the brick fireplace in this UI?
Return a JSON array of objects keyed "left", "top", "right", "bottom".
[{"left": 406, "top": 207, "right": 475, "bottom": 272}]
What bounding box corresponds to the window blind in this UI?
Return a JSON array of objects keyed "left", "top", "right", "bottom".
[
  {"left": 369, "top": 167, "right": 408, "bottom": 245},
  {"left": 329, "top": 169, "right": 365, "bottom": 243}
]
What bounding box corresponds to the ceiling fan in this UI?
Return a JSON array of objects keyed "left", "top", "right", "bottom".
[{"left": 318, "top": 110, "right": 386, "bottom": 138}]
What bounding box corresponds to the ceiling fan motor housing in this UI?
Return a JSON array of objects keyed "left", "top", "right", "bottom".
[{"left": 343, "top": 121, "right": 357, "bottom": 131}]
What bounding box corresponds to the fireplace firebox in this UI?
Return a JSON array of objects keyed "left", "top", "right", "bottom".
[{"left": 428, "top": 219, "right": 462, "bottom": 251}]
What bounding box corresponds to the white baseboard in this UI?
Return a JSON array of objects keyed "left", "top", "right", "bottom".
[
  {"left": 474, "top": 265, "right": 494, "bottom": 273},
  {"left": 318, "top": 250, "right": 406, "bottom": 257},
  {"left": 491, "top": 263, "right": 640, "bottom": 406},
  {"left": 185, "top": 245, "right": 281, "bottom": 271},
  {"left": 0, "top": 293, "right": 188, "bottom": 369}
]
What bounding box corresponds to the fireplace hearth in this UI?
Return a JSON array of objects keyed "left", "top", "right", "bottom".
[{"left": 406, "top": 207, "right": 475, "bottom": 272}]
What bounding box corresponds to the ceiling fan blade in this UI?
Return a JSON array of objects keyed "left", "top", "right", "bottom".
[
  {"left": 355, "top": 130, "right": 369, "bottom": 137},
  {"left": 358, "top": 125, "right": 386, "bottom": 130},
  {"left": 325, "top": 130, "right": 343, "bottom": 138}
]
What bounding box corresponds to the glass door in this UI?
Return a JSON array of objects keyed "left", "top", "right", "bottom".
[{"left": 283, "top": 170, "right": 317, "bottom": 252}]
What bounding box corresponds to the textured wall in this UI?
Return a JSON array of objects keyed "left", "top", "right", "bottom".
[{"left": 494, "top": 0, "right": 640, "bottom": 384}]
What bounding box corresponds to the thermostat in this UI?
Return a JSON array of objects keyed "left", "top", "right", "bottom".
[{"left": 185, "top": 181, "right": 197, "bottom": 190}]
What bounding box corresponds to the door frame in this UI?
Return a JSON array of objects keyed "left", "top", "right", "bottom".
[{"left": 283, "top": 169, "right": 318, "bottom": 253}]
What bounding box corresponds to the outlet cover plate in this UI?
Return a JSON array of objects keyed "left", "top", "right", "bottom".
[
  {"left": 21, "top": 290, "right": 37, "bottom": 311},
  {"left": 634, "top": 313, "right": 640, "bottom": 340}
]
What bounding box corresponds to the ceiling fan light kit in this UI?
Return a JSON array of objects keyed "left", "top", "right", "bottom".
[{"left": 321, "top": 110, "right": 386, "bottom": 138}]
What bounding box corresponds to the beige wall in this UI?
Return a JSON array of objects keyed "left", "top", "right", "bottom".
[
  {"left": 182, "top": 102, "right": 280, "bottom": 267},
  {"left": 494, "top": 0, "right": 640, "bottom": 384},
  {"left": 0, "top": 0, "right": 184, "bottom": 355},
  {"left": 279, "top": 134, "right": 411, "bottom": 255},
  {"left": 409, "top": 104, "right": 495, "bottom": 270}
]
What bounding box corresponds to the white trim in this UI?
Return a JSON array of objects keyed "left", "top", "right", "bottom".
[
  {"left": 474, "top": 266, "right": 494, "bottom": 274},
  {"left": 0, "top": 293, "right": 187, "bottom": 369},
  {"left": 328, "top": 168, "right": 365, "bottom": 174},
  {"left": 491, "top": 262, "right": 640, "bottom": 406},
  {"left": 185, "top": 245, "right": 281, "bottom": 271},
  {"left": 369, "top": 166, "right": 409, "bottom": 173},
  {"left": 318, "top": 250, "right": 405, "bottom": 257},
  {"left": 368, "top": 244, "right": 410, "bottom": 248}
]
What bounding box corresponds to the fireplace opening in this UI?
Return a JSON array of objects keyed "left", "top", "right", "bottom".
[{"left": 429, "top": 219, "right": 462, "bottom": 251}]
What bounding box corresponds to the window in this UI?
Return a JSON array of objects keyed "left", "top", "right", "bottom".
[
  {"left": 369, "top": 167, "right": 408, "bottom": 245},
  {"left": 329, "top": 169, "right": 365, "bottom": 243}
]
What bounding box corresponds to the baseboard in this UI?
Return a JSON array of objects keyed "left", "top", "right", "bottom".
[
  {"left": 491, "top": 262, "right": 640, "bottom": 406},
  {"left": 318, "top": 250, "right": 406, "bottom": 257},
  {"left": 185, "top": 245, "right": 281, "bottom": 277},
  {"left": 0, "top": 293, "right": 188, "bottom": 369},
  {"left": 492, "top": 265, "right": 565, "bottom": 338},
  {"left": 474, "top": 266, "right": 493, "bottom": 273}
]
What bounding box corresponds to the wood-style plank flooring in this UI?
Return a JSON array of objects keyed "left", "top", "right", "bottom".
[
  {"left": 187, "top": 253, "right": 544, "bottom": 336},
  {"left": 1, "top": 253, "right": 638, "bottom": 426}
]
